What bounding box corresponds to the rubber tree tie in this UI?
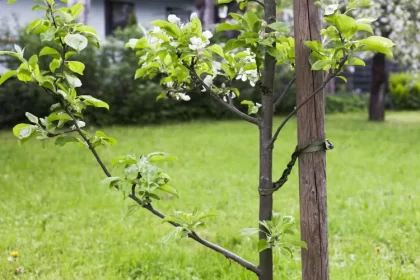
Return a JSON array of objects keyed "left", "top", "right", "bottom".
[{"left": 259, "top": 139, "right": 334, "bottom": 196}]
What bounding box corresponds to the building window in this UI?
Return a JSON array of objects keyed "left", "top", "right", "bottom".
[
  {"left": 105, "top": 1, "right": 135, "bottom": 35},
  {"left": 166, "top": 7, "right": 192, "bottom": 23}
]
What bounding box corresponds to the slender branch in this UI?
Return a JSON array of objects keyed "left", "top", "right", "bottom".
[
  {"left": 128, "top": 194, "right": 260, "bottom": 275},
  {"left": 185, "top": 64, "right": 259, "bottom": 126},
  {"left": 273, "top": 76, "right": 296, "bottom": 111},
  {"left": 270, "top": 74, "right": 334, "bottom": 147},
  {"left": 270, "top": 58, "right": 348, "bottom": 147}
]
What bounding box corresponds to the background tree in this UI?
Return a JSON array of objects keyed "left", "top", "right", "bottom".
[{"left": 358, "top": 0, "right": 420, "bottom": 121}]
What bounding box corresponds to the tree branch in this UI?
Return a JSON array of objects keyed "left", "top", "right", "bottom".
[
  {"left": 270, "top": 58, "right": 348, "bottom": 147},
  {"left": 43, "top": 92, "right": 260, "bottom": 275},
  {"left": 185, "top": 63, "right": 260, "bottom": 126},
  {"left": 273, "top": 76, "right": 296, "bottom": 112},
  {"left": 129, "top": 194, "right": 261, "bottom": 275}
]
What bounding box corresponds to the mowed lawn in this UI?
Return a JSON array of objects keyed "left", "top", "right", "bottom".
[{"left": 1, "top": 112, "right": 419, "bottom": 279}]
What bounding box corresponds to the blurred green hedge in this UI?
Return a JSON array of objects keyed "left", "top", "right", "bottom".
[
  {"left": 389, "top": 73, "right": 420, "bottom": 110},
  {"left": 0, "top": 25, "right": 369, "bottom": 128}
]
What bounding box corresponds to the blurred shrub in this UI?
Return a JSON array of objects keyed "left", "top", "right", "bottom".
[
  {"left": 389, "top": 73, "right": 420, "bottom": 110},
  {"left": 325, "top": 92, "right": 368, "bottom": 113}
]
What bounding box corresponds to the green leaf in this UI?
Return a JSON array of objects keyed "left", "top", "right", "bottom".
[
  {"left": 337, "top": 76, "right": 347, "bottom": 83},
  {"left": 150, "top": 20, "right": 180, "bottom": 37},
  {"left": 55, "top": 136, "right": 79, "bottom": 146},
  {"left": 27, "top": 19, "right": 42, "bottom": 34},
  {"left": 79, "top": 95, "right": 109, "bottom": 109},
  {"left": 47, "top": 111, "right": 72, "bottom": 122},
  {"left": 49, "top": 58, "right": 61, "bottom": 73},
  {"left": 0, "top": 70, "right": 17, "bottom": 85},
  {"left": 112, "top": 155, "right": 137, "bottom": 167},
  {"left": 216, "top": 23, "right": 243, "bottom": 32},
  {"left": 69, "top": 3, "right": 83, "bottom": 18},
  {"left": 39, "top": 46, "right": 60, "bottom": 57},
  {"left": 347, "top": 56, "right": 365, "bottom": 66},
  {"left": 240, "top": 228, "right": 260, "bottom": 236},
  {"left": 243, "top": 12, "right": 260, "bottom": 31},
  {"left": 356, "top": 23, "right": 373, "bottom": 34},
  {"left": 218, "top": 0, "right": 233, "bottom": 3},
  {"left": 208, "top": 44, "right": 224, "bottom": 58},
  {"left": 40, "top": 27, "right": 56, "bottom": 42},
  {"left": 157, "top": 185, "right": 179, "bottom": 197},
  {"left": 304, "top": 40, "right": 324, "bottom": 53},
  {"left": 75, "top": 25, "right": 97, "bottom": 34},
  {"left": 258, "top": 239, "right": 271, "bottom": 252},
  {"left": 7, "top": 0, "right": 17, "bottom": 4},
  {"left": 161, "top": 227, "right": 183, "bottom": 243},
  {"left": 13, "top": 123, "right": 33, "bottom": 138},
  {"left": 25, "top": 112, "right": 38, "bottom": 124},
  {"left": 64, "top": 34, "right": 88, "bottom": 52},
  {"left": 148, "top": 152, "right": 178, "bottom": 162},
  {"left": 267, "top": 22, "right": 290, "bottom": 33},
  {"left": 324, "top": 4, "right": 339, "bottom": 16},
  {"left": 311, "top": 59, "right": 330, "bottom": 70},
  {"left": 32, "top": 5, "right": 48, "bottom": 11},
  {"left": 224, "top": 39, "right": 246, "bottom": 52},
  {"left": 358, "top": 36, "right": 395, "bottom": 57},
  {"left": 65, "top": 73, "right": 82, "bottom": 88},
  {"left": 67, "top": 61, "right": 85, "bottom": 75},
  {"left": 101, "top": 176, "right": 121, "bottom": 188},
  {"left": 332, "top": 14, "right": 358, "bottom": 40}
]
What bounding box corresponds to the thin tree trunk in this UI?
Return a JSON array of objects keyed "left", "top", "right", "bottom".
[
  {"left": 369, "top": 53, "right": 387, "bottom": 121},
  {"left": 294, "top": 0, "right": 329, "bottom": 279},
  {"left": 258, "top": 0, "right": 276, "bottom": 279}
]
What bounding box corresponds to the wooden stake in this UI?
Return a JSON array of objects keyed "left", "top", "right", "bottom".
[{"left": 293, "top": 0, "right": 329, "bottom": 279}]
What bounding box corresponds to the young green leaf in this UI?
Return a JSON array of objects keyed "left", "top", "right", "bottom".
[
  {"left": 64, "top": 34, "right": 88, "bottom": 52},
  {"left": 67, "top": 61, "right": 85, "bottom": 75},
  {"left": 157, "top": 185, "right": 179, "bottom": 197},
  {"left": 79, "top": 95, "right": 109, "bottom": 109},
  {"left": 25, "top": 112, "right": 38, "bottom": 124},
  {"left": 0, "top": 70, "right": 17, "bottom": 85},
  {"left": 39, "top": 46, "right": 60, "bottom": 57},
  {"left": 258, "top": 239, "right": 271, "bottom": 252},
  {"left": 55, "top": 136, "right": 79, "bottom": 146}
]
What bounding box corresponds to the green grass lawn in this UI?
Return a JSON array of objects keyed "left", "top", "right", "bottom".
[{"left": 1, "top": 112, "right": 419, "bottom": 279}]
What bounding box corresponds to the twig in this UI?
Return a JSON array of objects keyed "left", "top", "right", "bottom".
[
  {"left": 128, "top": 194, "right": 261, "bottom": 275},
  {"left": 185, "top": 63, "right": 259, "bottom": 126},
  {"left": 270, "top": 58, "right": 347, "bottom": 147},
  {"left": 273, "top": 76, "right": 296, "bottom": 111}
]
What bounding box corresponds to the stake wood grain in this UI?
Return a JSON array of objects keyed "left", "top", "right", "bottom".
[{"left": 293, "top": 0, "right": 329, "bottom": 279}]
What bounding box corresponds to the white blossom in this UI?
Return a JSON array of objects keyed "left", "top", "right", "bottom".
[
  {"left": 71, "top": 120, "right": 85, "bottom": 130},
  {"left": 201, "top": 75, "right": 214, "bottom": 92},
  {"left": 222, "top": 91, "right": 236, "bottom": 102},
  {"left": 203, "top": 30, "right": 213, "bottom": 39},
  {"left": 190, "top": 12, "right": 198, "bottom": 20},
  {"left": 236, "top": 69, "right": 259, "bottom": 87},
  {"left": 189, "top": 37, "right": 207, "bottom": 51},
  {"left": 168, "top": 14, "right": 181, "bottom": 25},
  {"left": 176, "top": 93, "right": 191, "bottom": 101}
]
